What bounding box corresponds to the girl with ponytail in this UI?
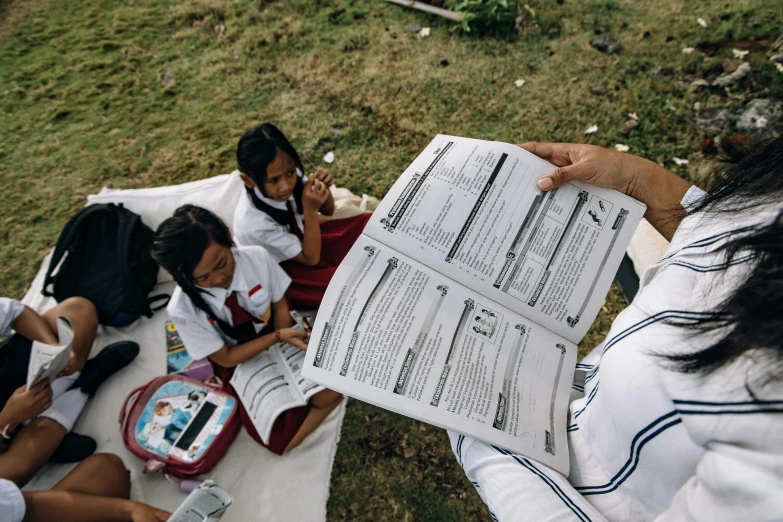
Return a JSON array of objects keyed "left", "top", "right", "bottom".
[
  {"left": 152, "top": 205, "right": 342, "bottom": 455},
  {"left": 233, "top": 123, "right": 372, "bottom": 309}
]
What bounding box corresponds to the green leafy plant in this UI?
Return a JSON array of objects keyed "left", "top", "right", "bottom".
[{"left": 446, "top": 0, "right": 519, "bottom": 37}]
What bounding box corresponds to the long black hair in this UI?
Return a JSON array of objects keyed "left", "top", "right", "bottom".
[
  {"left": 151, "top": 205, "right": 244, "bottom": 341},
  {"left": 236, "top": 123, "right": 305, "bottom": 225},
  {"left": 664, "top": 131, "right": 783, "bottom": 381}
]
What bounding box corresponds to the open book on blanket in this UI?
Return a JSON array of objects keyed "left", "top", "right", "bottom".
[
  {"left": 302, "top": 135, "right": 646, "bottom": 474},
  {"left": 229, "top": 323, "right": 324, "bottom": 445}
]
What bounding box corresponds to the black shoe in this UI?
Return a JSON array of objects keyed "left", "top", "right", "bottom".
[
  {"left": 49, "top": 433, "right": 97, "bottom": 463},
  {"left": 70, "top": 341, "right": 139, "bottom": 397}
]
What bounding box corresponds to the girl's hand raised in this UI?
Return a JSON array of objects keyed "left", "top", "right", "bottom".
[
  {"left": 303, "top": 178, "right": 330, "bottom": 214},
  {"left": 312, "top": 168, "right": 334, "bottom": 187},
  {"left": 278, "top": 328, "right": 308, "bottom": 350}
]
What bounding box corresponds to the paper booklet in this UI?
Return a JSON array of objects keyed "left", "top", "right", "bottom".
[
  {"left": 168, "top": 480, "right": 231, "bottom": 522},
  {"left": 229, "top": 324, "right": 324, "bottom": 445},
  {"left": 26, "top": 316, "right": 74, "bottom": 388},
  {"left": 302, "top": 135, "right": 646, "bottom": 474}
]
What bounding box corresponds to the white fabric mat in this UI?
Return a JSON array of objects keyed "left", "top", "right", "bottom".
[{"left": 19, "top": 172, "right": 364, "bottom": 521}]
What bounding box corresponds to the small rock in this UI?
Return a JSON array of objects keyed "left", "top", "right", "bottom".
[
  {"left": 584, "top": 124, "right": 599, "bottom": 134},
  {"left": 591, "top": 85, "right": 607, "bottom": 95},
  {"left": 440, "top": 59, "right": 449, "bottom": 67},
  {"left": 673, "top": 157, "right": 689, "bottom": 166},
  {"left": 548, "top": 26, "right": 561, "bottom": 38},
  {"left": 159, "top": 67, "right": 175, "bottom": 88},
  {"left": 615, "top": 144, "right": 630, "bottom": 152},
  {"left": 214, "top": 23, "right": 225, "bottom": 37},
  {"left": 323, "top": 151, "right": 335, "bottom": 164},
  {"left": 651, "top": 66, "right": 674, "bottom": 76},
  {"left": 594, "top": 22, "right": 610, "bottom": 35},
  {"left": 403, "top": 23, "right": 421, "bottom": 34},
  {"left": 591, "top": 34, "right": 622, "bottom": 54},
  {"left": 692, "top": 108, "right": 733, "bottom": 133},
  {"left": 620, "top": 119, "right": 639, "bottom": 133},
  {"left": 688, "top": 79, "right": 710, "bottom": 93},
  {"left": 721, "top": 58, "right": 743, "bottom": 74},
  {"left": 731, "top": 49, "right": 749, "bottom": 60},
  {"left": 712, "top": 62, "right": 751, "bottom": 87},
  {"left": 737, "top": 98, "right": 783, "bottom": 132},
  {"left": 693, "top": 102, "right": 702, "bottom": 111}
]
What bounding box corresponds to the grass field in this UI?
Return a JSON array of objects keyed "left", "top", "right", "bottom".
[{"left": 1, "top": 0, "right": 781, "bottom": 519}]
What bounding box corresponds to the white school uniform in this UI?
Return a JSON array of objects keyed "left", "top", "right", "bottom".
[
  {"left": 0, "top": 479, "right": 25, "bottom": 522},
  {"left": 167, "top": 245, "right": 291, "bottom": 361},
  {"left": 0, "top": 298, "right": 24, "bottom": 336},
  {"left": 449, "top": 187, "right": 783, "bottom": 522},
  {"left": 233, "top": 170, "right": 308, "bottom": 263}
]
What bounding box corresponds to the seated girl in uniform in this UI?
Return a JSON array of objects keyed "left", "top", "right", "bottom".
[
  {"left": 233, "top": 123, "right": 371, "bottom": 309},
  {"left": 152, "top": 205, "right": 343, "bottom": 455}
]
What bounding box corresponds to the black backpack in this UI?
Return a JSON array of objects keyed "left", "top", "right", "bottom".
[{"left": 43, "top": 203, "right": 168, "bottom": 325}]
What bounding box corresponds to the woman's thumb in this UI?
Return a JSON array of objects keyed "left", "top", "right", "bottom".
[{"left": 537, "top": 165, "right": 574, "bottom": 191}]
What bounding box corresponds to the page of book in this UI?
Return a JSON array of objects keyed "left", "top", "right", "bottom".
[
  {"left": 26, "top": 316, "right": 74, "bottom": 388},
  {"left": 230, "top": 343, "right": 322, "bottom": 444},
  {"left": 169, "top": 481, "right": 232, "bottom": 522},
  {"left": 302, "top": 236, "right": 576, "bottom": 474},
  {"left": 363, "top": 135, "right": 646, "bottom": 343}
]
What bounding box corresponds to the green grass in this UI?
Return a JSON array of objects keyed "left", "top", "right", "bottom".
[{"left": 1, "top": 0, "right": 781, "bottom": 519}]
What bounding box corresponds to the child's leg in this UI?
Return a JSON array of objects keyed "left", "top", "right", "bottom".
[
  {"left": 41, "top": 297, "right": 98, "bottom": 369},
  {"left": 0, "top": 418, "right": 67, "bottom": 487},
  {"left": 284, "top": 390, "right": 343, "bottom": 453},
  {"left": 51, "top": 453, "right": 130, "bottom": 499}
]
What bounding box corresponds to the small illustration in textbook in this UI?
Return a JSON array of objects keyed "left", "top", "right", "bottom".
[{"left": 134, "top": 380, "right": 234, "bottom": 462}]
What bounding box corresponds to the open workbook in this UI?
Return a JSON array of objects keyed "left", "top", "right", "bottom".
[
  {"left": 229, "top": 323, "right": 324, "bottom": 445},
  {"left": 302, "top": 136, "right": 646, "bottom": 474}
]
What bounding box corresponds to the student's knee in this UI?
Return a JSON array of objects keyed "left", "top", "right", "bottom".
[
  {"left": 90, "top": 453, "right": 131, "bottom": 497},
  {"left": 311, "top": 390, "right": 342, "bottom": 409},
  {"left": 64, "top": 453, "right": 131, "bottom": 498},
  {"left": 57, "top": 297, "right": 99, "bottom": 327}
]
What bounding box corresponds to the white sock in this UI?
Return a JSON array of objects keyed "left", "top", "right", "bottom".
[{"left": 38, "top": 374, "right": 88, "bottom": 432}]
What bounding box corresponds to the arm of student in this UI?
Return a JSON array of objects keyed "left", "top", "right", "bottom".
[
  {"left": 22, "top": 492, "right": 170, "bottom": 522},
  {"left": 12, "top": 306, "right": 59, "bottom": 345},
  {"left": 312, "top": 168, "right": 335, "bottom": 216},
  {"left": 448, "top": 433, "right": 608, "bottom": 522},
  {"left": 654, "top": 444, "right": 783, "bottom": 522},
  {"left": 520, "top": 143, "right": 693, "bottom": 241},
  {"left": 208, "top": 328, "right": 308, "bottom": 367},
  {"left": 271, "top": 298, "right": 294, "bottom": 329},
  {"left": 293, "top": 177, "right": 333, "bottom": 265}
]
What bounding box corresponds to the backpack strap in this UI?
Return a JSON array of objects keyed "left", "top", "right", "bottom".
[
  {"left": 148, "top": 294, "right": 170, "bottom": 312},
  {"left": 43, "top": 204, "right": 111, "bottom": 297}
]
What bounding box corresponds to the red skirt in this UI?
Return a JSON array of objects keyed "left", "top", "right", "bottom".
[
  {"left": 281, "top": 213, "right": 372, "bottom": 309},
  {"left": 212, "top": 360, "right": 310, "bottom": 456}
]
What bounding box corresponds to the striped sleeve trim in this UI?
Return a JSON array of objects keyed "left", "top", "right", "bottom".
[{"left": 493, "top": 447, "right": 594, "bottom": 521}]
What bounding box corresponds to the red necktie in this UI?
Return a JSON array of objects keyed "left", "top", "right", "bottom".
[
  {"left": 224, "top": 292, "right": 259, "bottom": 342},
  {"left": 286, "top": 201, "right": 304, "bottom": 240}
]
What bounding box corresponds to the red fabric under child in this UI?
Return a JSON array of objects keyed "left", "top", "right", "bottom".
[{"left": 280, "top": 212, "right": 372, "bottom": 309}]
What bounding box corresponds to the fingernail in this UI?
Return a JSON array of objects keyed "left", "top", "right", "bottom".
[{"left": 537, "top": 177, "right": 553, "bottom": 190}]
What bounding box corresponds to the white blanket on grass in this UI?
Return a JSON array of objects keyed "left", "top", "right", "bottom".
[{"left": 21, "top": 172, "right": 368, "bottom": 522}]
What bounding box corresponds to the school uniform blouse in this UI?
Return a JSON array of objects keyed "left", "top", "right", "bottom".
[
  {"left": 167, "top": 245, "right": 291, "bottom": 361},
  {"left": 0, "top": 297, "right": 24, "bottom": 336},
  {"left": 449, "top": 187, "right": 783, "bottom": 522},
  {"left": 233, "top": 170, "right": 309, "bottom": 263},
  {"left": 0, "top": 479, "right": 25, "bottom": 522}
]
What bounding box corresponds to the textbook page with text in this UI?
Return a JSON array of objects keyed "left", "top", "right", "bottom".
[{"left": 302, "top": 136, "right": 646, "bottom": 474}]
